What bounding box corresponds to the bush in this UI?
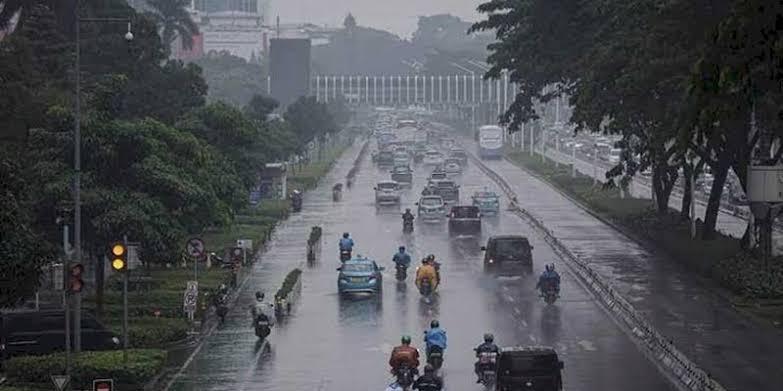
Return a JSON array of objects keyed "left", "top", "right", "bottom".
[
  {"left": 107, "top": 317, "right": 189, "bottom": 347},
  {"left": 308, "top": 226, "right": 322, "bottom": 245},
  {"left": 4, "top": 349, "right": 166, "bottom": 391},
  {"left": 716, "top": 253, "right": 783, "bottom": 299},
  {"left": 275, "top": 268, "right": 302, "bottom": 301}
]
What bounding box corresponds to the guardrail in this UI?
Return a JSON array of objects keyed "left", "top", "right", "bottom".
[
  {"left": 346, "top": 140, "right": 370, "bottom": 188},
  {"left": 307, "top": 226, "right": 323, "bottom": 262},
  {"left": 466, "top": 148, "right": 727, "bottom": 391},
  {"left": 274, "top": 268, "right": 302, "bottom": 317}
]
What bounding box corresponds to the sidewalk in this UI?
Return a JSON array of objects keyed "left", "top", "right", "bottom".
[{"left": 464, "top": 137, "right": 782, "bottom": 391}]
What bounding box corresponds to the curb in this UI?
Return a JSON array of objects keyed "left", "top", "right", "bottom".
[{"left": 464, "top": 146, "right": 727, "bottom": 391}]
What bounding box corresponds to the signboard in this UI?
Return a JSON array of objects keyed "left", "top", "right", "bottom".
[
  {"left": 236, "top": 239, "right": 253, "bottom": 250},
  {"left": 127, "top": 243, "right": 141, "bottom": 271},
  {"left": 186, "top": 238, "right": 205, "bottom": 258},
  {"left": 93, "top": 379, "right": 114, "bottom": 391},
  {"left": 51, "top": 375, "right": 69, "bottom": 391},
  {"left": 183, "top": 281, "right": 198, "bottom": 315},
  {"left": 52, "top": 263, "right": 64, "bottom": 291}
]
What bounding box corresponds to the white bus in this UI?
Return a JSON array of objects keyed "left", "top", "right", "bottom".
[{"left": 478, "top": 125, "right": 504, "bottom": 159}]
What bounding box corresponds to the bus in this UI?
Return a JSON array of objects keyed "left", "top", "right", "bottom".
[{"left": 478, "top": 125, "right": 504, "bottom": 159}]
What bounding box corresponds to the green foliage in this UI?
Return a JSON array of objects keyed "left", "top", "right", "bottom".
[
  {"left": 4, "top": 349, "right": 166, "bottom": 390},
  {"left": 191, "top": 52, "right": 268, "bottom": 107},
  {"left": 113, "top": 317, "right": 189, "bottom": 347},
  {"left": 275, "top": 268, "right": 302, "bottom": 301},
  {"left": 284, "top": 96, "right": 339, "bottom": 147},
  {"left": 144, "top": 0, "right": 199, "bottom": 57},
  {"left": 243, "top": 94, "right": 279, "bottom": 122}
]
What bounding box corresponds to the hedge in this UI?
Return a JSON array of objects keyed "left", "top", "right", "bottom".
[
  {"left": 108, "top": 317, "right": 189, "bottom": 348},
  {"left": 275, "top": 268, "right": 302, "bottom": 301},
  {"left": 308, "top": 226, "right": 322, "bottom": 246},
  {"left": 4, "top": 349, "right": 166, "bottom": 390}
]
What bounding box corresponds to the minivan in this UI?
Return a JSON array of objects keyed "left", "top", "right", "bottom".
[
  {"left": 481, "top": 235, "right": 534, "bottom": 274},
  {"left": 496, "top": 347, "right": 564, "bottom": 391}
]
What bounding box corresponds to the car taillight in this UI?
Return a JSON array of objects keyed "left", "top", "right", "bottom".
[{"left": 488, "top": 259, "right": 494, "bottom": 264}]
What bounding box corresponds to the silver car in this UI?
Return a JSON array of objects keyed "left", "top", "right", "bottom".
[{"left": 374, "top": 180, "right": 401, "bottom": 204}]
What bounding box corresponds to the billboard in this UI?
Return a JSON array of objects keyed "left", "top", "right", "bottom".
[{"left": 270, "top": 38, "right": 311, "bottom": 107}]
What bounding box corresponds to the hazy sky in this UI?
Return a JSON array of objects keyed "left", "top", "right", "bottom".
[{"left": 272, "top": 0, "right": 482, "bottom": 38}]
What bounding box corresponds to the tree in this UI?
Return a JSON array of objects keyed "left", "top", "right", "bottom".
[
  {"left": 191, "top": 52, "right": 268, "bottom": 107},
  {"left": 144, "top": 0, "right": 198, "bottom": 57},
  {"left": 284, "top": 96, "right": 338, "bottom": 148},
  {"left": 243, "top": 94, "right": 279, "bottom": 123}
]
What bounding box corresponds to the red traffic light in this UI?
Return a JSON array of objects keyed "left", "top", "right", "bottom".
[
  {"left": 93, "top": 379, "right": 113, "bottom": 391},
  {"left": 69, "top": 263, "right": 84, "bottom": 294}
]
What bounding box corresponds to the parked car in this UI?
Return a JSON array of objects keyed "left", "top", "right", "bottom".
[
  {"left": 472, "top": 190, "right": 500, "bottom": 215},
  {"left": 495, "top": 347, "right": 564, "bottom": 391},
  {"left": 374, "top": 180, "right": 401, "bottom": 205},
  {"left": 448, "top": 148, "right": 469, "bottom": 166},
  {"left": 390, "top": 165, "right": 413, "bottom": 186},
  {"left": 428, "top": 179, "right": 460, "bottom": 203},
  {"left": 448, "top": 205, "right": 482, "bottom": 236},
  {"left": 337, "top": 257, "right": 384, "bottom": 295},
  {"left": 482, "top": 235, "right": 534, "bottom": 274},
  {"left": 423, "top": 150, "right": 445, "bottom": 166},
  {"left": 0, "top": 310, "right": 120, "bottom": 362},
  {"left": 444, "top": 158, "right": 462, "bottom": 175},
  {"left": 416, "top": 195, "right": 447, "bottom": 222}
]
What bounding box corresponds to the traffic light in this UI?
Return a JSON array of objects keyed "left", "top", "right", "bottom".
[
  {"left": 110, "top": 242, "right": 127, "bottom": 272},
  {"left": 69, "top": 263, "right": 84, "bottom": 293}
]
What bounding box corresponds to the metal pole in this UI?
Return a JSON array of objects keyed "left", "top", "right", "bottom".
[
  {"left": 414, "top": 76, "right": 418, "bottom": 103},
  {"left": 690, "top": 161, "right": 697, "bottom": 238},
  {"left": 555, "top": 135, "right": 559, "bottom": 168},
  {"left": 541, "top": 124, "right": 546, "bottom": 163},
  {"left": 407, "top": 75, "right": 410, "bottom": 104},
  {"left": 122, "top": 235, "right": 129, "bottom": 364},
  {"left": 572, "top": 142, "right": 576, "bottom": 178},
  {"left": 315, "top": 75, "right": 320, "bottom": 102},
  {"left": 73, "top": 4, "right": 82, "bottom": 354},
  {"left": 593, "top": 144, "right": 598, "bottom": 186},
  {"left": 528, "top": 124, "right": 533, "bottom": 156}
]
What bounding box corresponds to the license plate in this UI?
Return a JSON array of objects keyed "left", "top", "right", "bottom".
[
  {"left": 257, "top": 321, "right": 269, "bottom": 326},
  {"left": 351, "top": 277, "right": 364, "bottom": 283}
]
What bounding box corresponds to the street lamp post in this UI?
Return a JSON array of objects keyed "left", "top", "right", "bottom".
[{"left": 73, "top": 2, "right": 133, "bottom": 354}]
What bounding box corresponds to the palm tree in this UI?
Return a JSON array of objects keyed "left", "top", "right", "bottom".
[
  {"left": 0, "top": 0, "right": 75, "bottom": 31},
  {"left": 145, "top": 0, "right": 198, "bottom": 57}
]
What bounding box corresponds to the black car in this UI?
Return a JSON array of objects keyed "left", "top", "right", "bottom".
[
  {"left": 0, "top": 310, "right": 120, "bottom": 362},
  {"left": 496, "top": 347, "right": 564, "bottom": 391},
  {"left": 448, "top": 206, "right": 481, "bottom": 235},
  {"left": 482, "top": 235, "right": 534, "bottom": 274},
  {"left": 429, "top": 179, "right": 460, "bottom": 203}
]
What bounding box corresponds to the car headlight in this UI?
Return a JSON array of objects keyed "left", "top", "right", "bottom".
[
  {"left": 339, "top": 278, "right": 349, "bottom": 284},
  {"left": 368, "top": 278, "right": 377, "bottom": 284}
]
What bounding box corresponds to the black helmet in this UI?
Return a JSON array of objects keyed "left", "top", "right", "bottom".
[
  {"left": 430, "top": 320, "right": 439, "bottom": 328},
  {"left": 424, "top": 364, "right": 435, "bottom": 373},
  {"left": 399, "top": 246, "right": 406, "bottom": 252},
  {"left": 405, "top": 208, "right": 411, "bottom": 212},
  {"left": 484, "top": 333, "right": 494, "bottom": 342},
  {"left": 343, "top": 232, "right": 349, "bottom": 238},
  {"left": 401, "top": 335, "right": 412, "bottom": 344},
  {"left": 426, "top": 254, "right": 435, "bottom": 262},
  {"left": 256, "top": 291, "right": 264, "bottom": 301}
]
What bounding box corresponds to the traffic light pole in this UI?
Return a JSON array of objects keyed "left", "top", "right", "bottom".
[{"left": 122, "top": 235, "right": 129, "bottom": 364}]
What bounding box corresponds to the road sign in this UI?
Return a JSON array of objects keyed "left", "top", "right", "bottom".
[
  {"left": 51, "top": 375, "right": 69, "bottom": 391},
  {"left": 93, "top": 378, "right": 114, "bottom": 391},
  {"left": 236, "top": 239, "right": 253, "bottom": 250},
  {"left": 186, "top": 238, "right": 205, "bottom": 258},
  {"left": 183, "top": 280, "right": 198, "bottom": 313}
]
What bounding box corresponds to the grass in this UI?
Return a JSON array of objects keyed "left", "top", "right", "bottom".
[{"left": 505, "top": 151, "right": 783, "bottom": 327}]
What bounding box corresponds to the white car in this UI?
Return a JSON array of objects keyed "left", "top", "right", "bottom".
[
  {"left": 416, "top": 195, "right": 446, "bottom": 222},
  {"left": 444, "top": 158, "right": 462, "bottom": 175},
  {"left": 423, "top": 150, "right": 444, "bottom": 166},
  {"left": 374, "top": 180, "right": 401, "bottom": 204}
]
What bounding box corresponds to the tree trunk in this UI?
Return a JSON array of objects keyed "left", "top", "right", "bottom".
[
  {"left": 95, "top": 253, "right": 104, "bottom": 320},
  {"left": 702, "top": 162, "right": 730, "bottom": 239},
  {"left": 680, "top": 162, "right": 692, "bottom": 220},
  {"left": 652, "top": 162, "right": 677, "bottom": 214}
]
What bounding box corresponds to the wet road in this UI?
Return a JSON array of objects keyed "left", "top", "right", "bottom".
[
  {"left": 460, "top": 135, "right": 783, "bottom": 391},
  {"left": 166, "top": 138, "right": 672, "bottom": 391}
]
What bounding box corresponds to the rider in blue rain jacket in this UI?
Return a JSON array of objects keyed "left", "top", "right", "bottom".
[
  {"left": 392, "top": 246, "right": 412, "bottom": 268},
  {"left": 339, "top": 232, "right": 354, "bottom": 252},
  {"left": 423, "top": 320, "right": 447, "bottom": 356}
]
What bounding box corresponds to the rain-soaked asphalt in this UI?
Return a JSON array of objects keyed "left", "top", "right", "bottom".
[
  {"left": 165, "top": 137, "right": 673, "bottom": 391},
  {"left": 459, "top": 135, "right": 783, "bottom": 391}
]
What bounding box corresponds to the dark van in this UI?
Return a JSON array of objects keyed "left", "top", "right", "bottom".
[
  {"left": 496, "top": 347, "right": 564, "bottom": 391},
  {"left": 448, "top": 205, "right": 481, "bottom": 235},
  {"left": 0, "top": 310, "right": 120, "bottom": 362},
  {"left": 482, "top": 235, "right": 534, "bottom": 274}
]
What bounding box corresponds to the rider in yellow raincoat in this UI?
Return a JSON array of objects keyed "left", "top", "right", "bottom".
[{"left": 415, "top": 257, "right": 439, "bottom": 291}]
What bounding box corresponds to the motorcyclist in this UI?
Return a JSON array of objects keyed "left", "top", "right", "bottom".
[
  {"left": 393, "top": 246, "right": 412, "bottom": 269},
  {"left": 536, "top": 264, "right": 561, "bottom": 295},
  {"left": 415, "top": 258, "right": 438, "bottom": 292},
  {"left": 412, "top": 364, "right": 443, "bottom": 391},
  {"left": 250, "top": 291, "right": 276, "bottom": 327},
  {"left": 402, "top": 208, "right": 415, "bottom": 224},
  {"left": 421, "top": 185, "right": 435, "bottom": 196},
  {"left": 426, "top": 254, "right": 441, "bottom": 284},
  {"left": 339, "top": 232, "right": 355, "bottom": 259},
  {"left": 474, "top": 333, "right": 500, "bottom": 383},
  {"left": 389, "top": 335, "right": 420, "bottom": 375},
  {"left": 423, "top": 320, "right": 447, "bottom": 358}
]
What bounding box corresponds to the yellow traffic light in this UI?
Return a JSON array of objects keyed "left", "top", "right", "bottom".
[{"left": 110, "top": 243, "right": 128, "bottom": 271}]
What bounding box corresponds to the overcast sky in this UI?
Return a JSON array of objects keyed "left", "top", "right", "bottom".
[{"left": 272, "top": 0, "right": 482, "bottom": 38}]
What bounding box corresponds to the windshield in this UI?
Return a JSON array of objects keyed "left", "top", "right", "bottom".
[
  {"left": 436, "top": 181, "right": 454, "bottom": 188},
  {"left": 420, "top": 197, "right": 443, "bottom": 207},
  {"left": 498, "top": 354, "right": 559, "bottom": 377},
  {"left": 475, "top": 192, "right": 498, "bottom": 199},
  {"left": 341, "top": 263, "right": 374, "bottom": 273},
  {"left": 451, "top": 207, "right": 479, "bottom": 218},
  {"left": 378, "top": 183, "right": 397, "bottom": 190},
  {"left": 426, "top": 151, "right": 441, "bottom": 157},
  {"left": 493, "top": 239, "right": 530, "bottom": 258}
]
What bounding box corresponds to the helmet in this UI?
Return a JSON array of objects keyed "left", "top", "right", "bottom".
[
  {"left": 430, "top": 320, "right": 439, "bottom": 328},
  {"left": 399, "top": 246, "right": 406, "bottom": 252},
  {"left": 401, "top": 335, "right": 412, "bottom": 345},
  {"left": 426, "top": 254, "right": 435, "bottom": 262},
  {"left": 405, "top": 208, "right": 411, "bottom": 212},
  {"left": 424, "top": 364, "right": 435, "bottom": 373},
  {"left": 255, "top": 291, "right": 264, "bottom": 301},
  {"left": 484, "top": 333, "right": 494, "bottom": 342},
  {"left": 549, "top": 263, "right": 556, "bottom": 271},
  {"left": 545, "top": 264, "right": 552, "bottom": 272},
  {"left": 343, "top": 232, "right": 349, "bottom": 238}
]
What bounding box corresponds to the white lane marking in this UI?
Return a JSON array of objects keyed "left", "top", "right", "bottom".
[
  {"left": 577, "top": 340, "right": 597, "bottom": 351},
  {"left": 504, "top": 294, "right": 516, "bottom": 303},
  {"left": 529, "top": 335, "right": 537, "bottom": 343},
  {"left": 238, "top": 339, "right": 270, "bottom": 391},
  {"left": 513, "top": 308, "right": 521, "bottom": 315},
  {"left": 520, "top": 320, "right": 528, "bottom": 328}
]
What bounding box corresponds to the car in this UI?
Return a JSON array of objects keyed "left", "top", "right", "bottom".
[
  {"left": 441, "top": 137, "right": 455, "bottom": 149},
  {"left": 416, "top": 195, "right": 447, "bottom": 222},
  {"left": 337, "top": 257, "right": 384, "bottom": 295},
  {"left": 0, "top": 310, "right": 120, "bottom": 362},
  {"left": 444, "top": 158, "right": 462, "bottom": 175},
  {"left": 423, "top": 150, "right": 444, "bottom": 166},
  {"left": 448, "top": 205, "right": 481, "bottom": 236},
  {"left": 390, "top": 165, "right": 413, "bottom": 186},
  {"left": 376, "top": 150, "right": 395, "bottom": 166},
  {"left": 374, "top": 180, "right": 401, "bottom": 204},
  {"left": 495, "top": 347, "right": 564, "bottom": 391},
  {"left": 428, "top": 179, "right": 460, "bottom": 203},
  {"left": 472, "top": 190, "right": 500, "bottom": 215},
  {"left": 448, "top": 148, "right": 468, "bottom": 166},
  {"left": 481, "top": 235, "right": 534, "bottom": 274}
]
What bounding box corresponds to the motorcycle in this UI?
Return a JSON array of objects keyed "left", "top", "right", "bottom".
[
  {"left": 427, "top": 345, "right": 444, "bottom": 370},
  {"left": 542, "top": 284, "right": 559, "bottom": 305},
  {"left": 402, "top": 218, "right": 414, "bottom": 233},
  {"left": 419, "top": 278, "right": 433, "bottom": 297},
  {"left": 215, "top": 294, "right": 229, "bottom": 323},
  {"left": 332, "top": 183, "right": 343, "bottom": 201},
  {"left": 394, "top": 365, "right": 415, "bottom": 390},
  {"left": 395, "top": 264, "right": 408, "bottom": 282},
  {"left": 254, "top": 314, "right": 272, "bottom": 339},
  {"left": 477, "top": 351, "right": 498, "bottom": 387},
  {"left": 340, "top": 249, "right": 352, "bottom": 262},
  {"left": 291, "top": 196, "right": 302, "bottom": 212}
]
